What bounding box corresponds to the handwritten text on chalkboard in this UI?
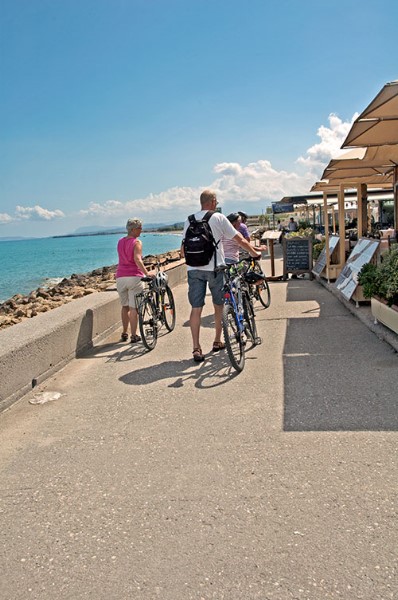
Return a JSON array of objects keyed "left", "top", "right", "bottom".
[{"left": 283, "top": 237, "right": 313, "bottom": 279}]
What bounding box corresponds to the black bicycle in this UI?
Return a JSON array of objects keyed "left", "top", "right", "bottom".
[
  {"left": 218, "top": 262, "right": 261, "bottom": 372},
  {"left": 241, "top": 256, "right": 271, "bottom": 309},
  {"left": 136, "top": 270, "right": 176, "bottom": 350}
]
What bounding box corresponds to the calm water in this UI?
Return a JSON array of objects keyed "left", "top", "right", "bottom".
[{"left": 0, "top": 233, "right": 182, "bottom": 302}]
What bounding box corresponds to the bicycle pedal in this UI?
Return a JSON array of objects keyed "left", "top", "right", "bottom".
[{"left": 254, "top": 336, "right": 262, "bottom": 345}]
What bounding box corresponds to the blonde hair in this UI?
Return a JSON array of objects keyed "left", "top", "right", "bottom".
[
  {"left": 126, "top": 218, "right": 143, "bottom": 233},
  {"left": 200, "top": 189, "right": 217, "bottom": 208}
]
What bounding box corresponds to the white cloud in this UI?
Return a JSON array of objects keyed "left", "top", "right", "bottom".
[
  {"left": 296, "top": 112, "right": 359, "bottom": 174},
  {"left": 80, "top": 187, "right": 200, "bottom": 218},
  {"left": 0, "top": 213, "right": 13, "bottom": 224},
  {"left": 3, "top": 113, "right": 356, "bottom": 229},
  {"left": 212, "top": 159, "right": 314, "bottom": 201},
  {"left": 77, "top": 112, "right": 357, "bottom": 220},
  {"left": 15, "top": 205, "right": 65, "bottom": 221},
  {"left": 213, "top": 162, "right": 243, "bottom": 176}
]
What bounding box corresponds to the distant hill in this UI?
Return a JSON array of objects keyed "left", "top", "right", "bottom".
[
  {"left": 73, "top": 222, "right": 181, "bottom": 234},
  {"left": 72, "top": 226, "right": 123, "bottom": 235},
  {"left": 0, "top": 222, "right": 184, "bottom": 242},
  {"left": 0, "top": 236, "right": 35, "bottom": 242},
  {"left": 64, "top": 222, "right": 184, "bottom": 237}
]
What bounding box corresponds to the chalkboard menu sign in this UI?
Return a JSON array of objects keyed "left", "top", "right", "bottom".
[
  {"left": 334, "top": 238, "right": 379, "bottom": 301},
  {"left": 283, "top": 237, "right": 313, "bottom": 279},
  {"left": 312, "top": 235, "right": 340, "bottom": 277}
]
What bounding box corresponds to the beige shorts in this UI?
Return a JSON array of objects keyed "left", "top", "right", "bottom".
[{"left": 116, "top": 277, "right": 144, "bottom": 308}]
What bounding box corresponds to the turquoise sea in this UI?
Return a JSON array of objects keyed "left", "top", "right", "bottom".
[{"left": 0, "top": 233, "right": 182, "bottom": 303}]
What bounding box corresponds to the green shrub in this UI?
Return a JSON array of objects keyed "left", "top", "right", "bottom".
[
  {"left": 285, "top": 227, "right": 314, "bottom": 239},
  {"left": 313, "top": 239, "right": 325, "bottom": 260},
  {"left": 358, "top": 247, "right": 398, "bottom": 306}
]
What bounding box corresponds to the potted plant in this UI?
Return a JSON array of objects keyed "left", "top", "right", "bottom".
[{"left": 358, "top": 247, "right": 398, "bottom": 334}]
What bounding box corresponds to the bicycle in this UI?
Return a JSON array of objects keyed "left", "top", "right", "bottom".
[
  {"left": 136, "top": 267, "right": 176, "bottom": 350},
  {"left": 240, "top": 256, "right": 271, "bottom": 309},
  {"left": 218, "top": 262, "right": 261, "bottom": 372}
]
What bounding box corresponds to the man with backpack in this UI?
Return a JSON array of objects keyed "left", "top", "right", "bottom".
[{"left": 181, "top": 190, "right": 261, "bottom": 363}]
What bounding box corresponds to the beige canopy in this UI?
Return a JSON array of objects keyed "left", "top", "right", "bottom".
[
  {"left": 311, "top": 81, "right": 398, "bottom": 277},
  {"left": 311, "top": 174, "right": 393, "bottom": 191},
  {"left": 342, "top": 80, "right": 398, "bottom": 147},
  {"left": 356, "top": 80, "right": 398, "bottom": 120},
  {"left": 321, "top": 146, "right": 398, "bottom": 181},
  {"left": 342, "top": 120, "right": 398, "bottom": 147}
]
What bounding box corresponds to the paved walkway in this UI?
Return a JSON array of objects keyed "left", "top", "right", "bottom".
[{"left": 1, "top": 262, "right": 397, "bottom": 600}]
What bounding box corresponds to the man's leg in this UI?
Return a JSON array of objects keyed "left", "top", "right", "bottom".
[
  {"left": 190, "top": 306, "right": 203, "bottom": 349},
  {"left": 209, "top": 271, "right": 225, "bottom": 347},
  {"left": 187, "top": 271, "right": 206, "bottom": 354},
  {"left": 213, "top": 303, "right": 223, "bottom": 344}
]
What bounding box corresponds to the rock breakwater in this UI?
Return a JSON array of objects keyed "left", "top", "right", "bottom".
[{"left": 0, "top": 250, "right": 181, "bottom": 331}]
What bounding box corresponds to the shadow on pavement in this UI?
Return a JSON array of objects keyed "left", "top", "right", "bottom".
[
  {"left": 79, "top": 329, "right": 173, "bottom": 362},
  {"left": 181, "top": 313, "right": 216, "bottom": 330},
  {"left": 282, "top": 280, "right": 398, "bottom": 432},
  {"left": 119, "top": 350, "right": 247, "bottom": 389}
]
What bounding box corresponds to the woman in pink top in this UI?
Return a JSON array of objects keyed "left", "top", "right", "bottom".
[{"left": 116, "top": 218, "right": 152, "bottom": 343}]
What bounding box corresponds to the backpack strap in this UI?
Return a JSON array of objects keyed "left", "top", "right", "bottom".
[
  {"left": 202, "top": 211, "right": 219, "bottom": 272},
  {"left": 202, "top": 211, "right": 219, "bottom": 247}
]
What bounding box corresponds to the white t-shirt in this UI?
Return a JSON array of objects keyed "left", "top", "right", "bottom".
[{"left": 183, "top": 211, "right": 238, "bottom": 271}]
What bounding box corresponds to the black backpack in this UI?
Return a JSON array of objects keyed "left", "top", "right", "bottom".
[{"left": 183, "top": 211, "right": 219, "bottom": 267}]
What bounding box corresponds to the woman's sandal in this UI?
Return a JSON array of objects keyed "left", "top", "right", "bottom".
[
  {"left": 192, "top": 347, "right": 205, "bottom": 362},
  {"left": 130, "top": 334, "right": 142, "bottom": 343},
  {"left": 212, "top": 341, "right": 226, "bottom": 352},
  {"left": 121, "top": 332, "right": 129, "bottom": 341}
]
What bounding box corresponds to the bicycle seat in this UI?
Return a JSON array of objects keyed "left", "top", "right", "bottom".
[{"left": 141, "top": 276, "right": 153, "bottom": 282}]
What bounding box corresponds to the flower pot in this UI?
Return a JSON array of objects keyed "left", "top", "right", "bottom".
[{"left": 371, "top": 296, "right": 398, "bottom": 335}]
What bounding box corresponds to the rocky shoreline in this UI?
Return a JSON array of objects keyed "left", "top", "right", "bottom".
[{"left": 0, "top": 250, "right": 181, "bottom": 331}]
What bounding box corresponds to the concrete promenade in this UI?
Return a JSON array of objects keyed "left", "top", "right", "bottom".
[{"left": 0, "top": 260, "right": 397, "bottom": 599}]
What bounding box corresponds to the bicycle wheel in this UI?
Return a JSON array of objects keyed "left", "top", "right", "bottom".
[
  {"left": 251, "top": 262, "right": 271, "bottom": 309},
  {"left": 222, "top": 303, "right": 245, "bottom": 372},
  {"left": 138, "top": 296, "right": 158, "bottom": 350},
  {"left": 161, "top": 285, "right": 176, "bottom": 332},
  {"left": 256, "top": 277, "right": 271, "bottom": 308},
  {"left": 242, "top": 292, "right": 258, "bottom": 344}
]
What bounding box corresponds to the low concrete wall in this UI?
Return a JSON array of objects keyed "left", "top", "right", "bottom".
[{"left": 0, "top": 261, "right": 187, "bottom": 413}]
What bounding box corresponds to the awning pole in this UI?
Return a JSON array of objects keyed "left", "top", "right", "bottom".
[
  {"left": 338, "top": 184, "right": 346, "bottom": 267},
  {"left": 323, "top": 192, "right": 330, "bottom": 282},
  {"left": 394, "top": 166, "right": 398, "bottom": 236},
  {"left": 357, "top": 183, "right": 367, "bottom": 237}
]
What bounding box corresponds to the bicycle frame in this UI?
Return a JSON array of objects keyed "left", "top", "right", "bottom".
[
  {"left": 237, "top": 256, "right": 271, "bottom": 309},
  {"left": 136, "top": 265, "right": 176, "bottom": 350},
  {"left": 219, "top": 261, "right": 260, "bottom": 372},
  {"left": 221, "top": 264, "right": 246, "bottom": 334}
]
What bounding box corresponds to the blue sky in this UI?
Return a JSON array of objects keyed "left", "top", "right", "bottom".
[{"left": 1, "top": 0, "right": 398, "bottom": 237}]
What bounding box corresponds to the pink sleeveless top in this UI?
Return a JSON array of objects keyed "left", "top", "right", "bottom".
[{"left": 116, "top": 237, "right": 144, "bottom": 278}]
